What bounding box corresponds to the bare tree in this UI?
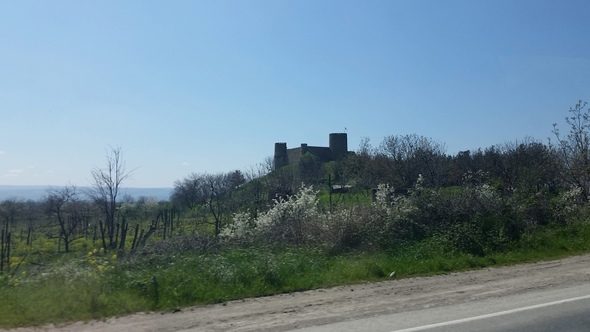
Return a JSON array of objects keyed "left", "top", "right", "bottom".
[
  {"left": 46, "top": 186, "right": 81, "bottom": 253},
  {"left": 171, "top": 171, "right": 245, "bottom": 239},
  {"left": 0, "top": 199, "right": 19, "bottom": 228},
  {"left": 90, "top": 147, "right": 132, "bottom": 250},
  {"left": 378, "top": 134, "right": 447, "bottom": 187}
]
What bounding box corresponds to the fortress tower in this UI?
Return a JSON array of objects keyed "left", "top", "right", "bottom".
[
  {"left": 329, "top": 133, "right": 348, "bottom": 160},
  {"left": 274, "top": 142, "right": 288, "bottom": 170}
]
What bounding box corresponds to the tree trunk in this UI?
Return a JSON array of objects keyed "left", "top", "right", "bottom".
[{"left": 98, "top": 218, "right": 108, "bottom": 252}]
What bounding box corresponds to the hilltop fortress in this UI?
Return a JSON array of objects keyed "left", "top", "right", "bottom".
[{"left": 273, "top": 133, "right": 348, "bottom": 170}]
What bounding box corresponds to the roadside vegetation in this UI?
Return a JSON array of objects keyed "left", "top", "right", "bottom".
[{"left": 1, "top": 100, "right": 590, "bottom": 327}]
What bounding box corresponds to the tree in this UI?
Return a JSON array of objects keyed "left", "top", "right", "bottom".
[
  {"left": 0, "top": 199, "right": 19, "bottom": 228},
  {"left": 499, "top": 139, "right": 561, "bottom": 194},
  {"left": 171, "top": 173, "right": 208, "bottom": 211},
  {"left": 225, "top": 170, "right": 246, "bottom": 190},
  {"left": 45, "top": 186, "right": 81, "bottom": 253},
  {"left": 342, "top": 138, "right": 381, "bottom": 188},
  {"left": 171, "top": 171, "right": 245, "bottom": 239},
  {"left": 204, "top": 173, "right": 228, "bottom": 239},
  {"left": 552, "top": 100, "right": 590, "bottom": 200},
  {"left": 90, "top": 147, "right": 132, "bottom": 250},
  {"left": 378, "top": 134, "right": 447, "bottom": 188}
]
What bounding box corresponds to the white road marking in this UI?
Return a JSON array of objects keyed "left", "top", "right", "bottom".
[{"left": 390, "top": 294, "right": 590, "bottom": 332}]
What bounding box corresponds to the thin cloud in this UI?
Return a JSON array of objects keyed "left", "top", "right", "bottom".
[
  {"left": 3, "top": 169, "right": 23, "bottom": 177},
  {"left": 0, "top": 150, "right": 5, "bottom": 155}
]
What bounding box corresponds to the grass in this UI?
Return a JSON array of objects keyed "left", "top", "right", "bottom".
[
  {"left": 317, "top": 189, "right": 373, "bottom": 208},
  {"left": 2, "top": 221, "right": 590, "bottom": 327}
]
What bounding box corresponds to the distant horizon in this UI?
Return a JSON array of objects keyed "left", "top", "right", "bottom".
[
  {"left": 0, "top": 185, "right": 172, "bottom": 201},
  {"left": 0, "top": 184, "right": 173, "bottom": 188}
]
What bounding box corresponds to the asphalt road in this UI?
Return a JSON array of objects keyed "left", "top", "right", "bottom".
[{"left": 290, "top": 284, "right": 590, "bottom": 332}]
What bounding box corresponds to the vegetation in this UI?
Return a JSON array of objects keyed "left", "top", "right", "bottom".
[{"left": 1, "top": 100, "right": 590, "bottom": 327}]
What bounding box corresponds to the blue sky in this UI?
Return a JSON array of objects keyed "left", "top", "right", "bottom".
[{"left": 1, "top": 0, "right": 589, "bottom": 187}]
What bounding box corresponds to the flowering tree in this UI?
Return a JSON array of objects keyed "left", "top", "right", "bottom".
[{"left": 222, "top": 185, "right": 321, "bottom": 245}]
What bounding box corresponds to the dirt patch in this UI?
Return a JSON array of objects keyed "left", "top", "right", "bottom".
[{"left": 6, "top": 254, "right": 590, "bottom": 332}]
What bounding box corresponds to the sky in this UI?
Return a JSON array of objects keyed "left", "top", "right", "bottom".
[{"left": 1, "top": 0, "right": 590, "bottom": 187}]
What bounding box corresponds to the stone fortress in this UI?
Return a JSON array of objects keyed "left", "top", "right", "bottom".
[{"left": 273, "top": 133, "right": 348, "bottom": 170}]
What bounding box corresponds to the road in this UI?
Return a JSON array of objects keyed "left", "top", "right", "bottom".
[
  {"left": 291, "top": 284, "right": 590, "bottom": 332},
  {"left": 6, "top": 254, "right": 590, "bottom": 332}
]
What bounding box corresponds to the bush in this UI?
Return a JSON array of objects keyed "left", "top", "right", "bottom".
[
  {"left": 552, "top": 187, "right": 585, "bottom": 224},
  {"left": 220, "top": 177, "right": 579, "bottom": 255},
  {"left": 221, "top": 185, "right": 324, "bottom": 245},
  {"left": 324, "top": 206, "right": 372, "bottom": 253}
]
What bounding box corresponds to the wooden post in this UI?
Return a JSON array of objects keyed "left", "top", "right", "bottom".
[
  {"left": 1, "top": 228, "right": 5, "bottom": 272},
  {"left": 328, "top": 174, "right": 333, "bottom": 213},
  {"left": 5, "top": 232, "right": 10, "bottom": 270},
  {"left": 130, "top": 224, "right": 139, "bottom": 251}
]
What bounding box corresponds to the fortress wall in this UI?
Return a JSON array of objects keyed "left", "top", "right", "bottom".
[
  {"left": 305, "top": 146, "right": 333, "bottom": 162},
  {"left": 287, "top": 146, "right": 332, "bottom": 165},
  {"left": 287, "top": 148, "right": 302, "bottom": 165}
]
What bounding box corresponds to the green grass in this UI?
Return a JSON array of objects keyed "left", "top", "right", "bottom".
[
  {"left": 2, "top": 221, "right": 590, "bottom": 327},
  {"left": 317, "top": 189, "right": 372, "bottom": 208}
]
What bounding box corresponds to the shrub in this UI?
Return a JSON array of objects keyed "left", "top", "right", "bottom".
[
  {"left": 324, "top": 206, "right": 372, "bottom": 253},
  {"left": 552, "top": 186, "right": 584, "bottom": 224},
  {"left": 220, "top": 178, "right": 569, "bottom": 255},
  {"left": 221, "top": 185, "right": 324, "bottom": 245}
]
